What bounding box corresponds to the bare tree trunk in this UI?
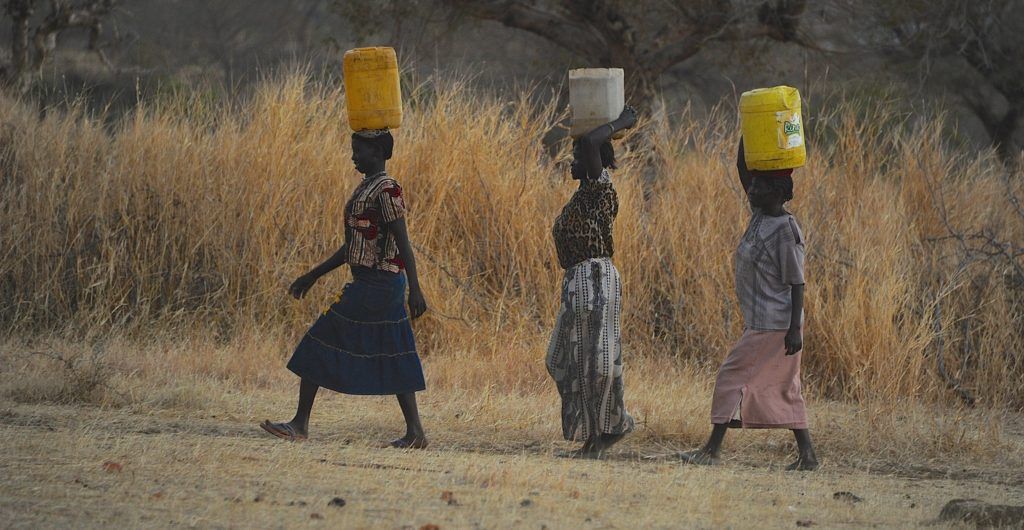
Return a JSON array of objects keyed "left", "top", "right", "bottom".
[
  {"left": 4, "top": 0, "right": 36, "bottom": 92},
  {"left": 2, "top": 0, "right": 118, "bottom": 94}
]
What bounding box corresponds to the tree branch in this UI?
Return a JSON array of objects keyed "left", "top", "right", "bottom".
[
  {"left": 30, "top": 0, "right": 118, "bottom": 76},
  {"left": 442, "top": 0, "right": 608, "bottom": 63}
]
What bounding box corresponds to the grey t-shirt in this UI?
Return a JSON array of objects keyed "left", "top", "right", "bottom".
[{"left": 735, "top": 208, "right": 805, "bottom": 331}]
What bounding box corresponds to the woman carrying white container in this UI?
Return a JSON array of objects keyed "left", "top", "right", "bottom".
[{"left": 546, "top": 93, "right": 637, "bottom": 458}]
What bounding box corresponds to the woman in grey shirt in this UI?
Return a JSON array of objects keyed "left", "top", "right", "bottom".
[{"left": 680, "top": 139, "right": 819, "bottom": 471}]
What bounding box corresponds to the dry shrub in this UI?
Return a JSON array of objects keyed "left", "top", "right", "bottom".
[
  {"left": 1, "top": 72, "right": 1022, "bottom": 408},
  {"left": 0, "top": 346, "right": 121, "bottom": 405}
]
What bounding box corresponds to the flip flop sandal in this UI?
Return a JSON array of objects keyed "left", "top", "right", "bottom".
[
  {"left": 259, "top": 420, "right": 307, "bottom": 442},
  {"left": 386, "top": 437, "right": 429, "bottom": 449},
  {"left": 677, "top": 450, "right": 719, "bottom": 466}
]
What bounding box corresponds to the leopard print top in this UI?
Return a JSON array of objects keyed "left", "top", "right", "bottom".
[{"left": 552, "top": 170, "right": 618, "bottom": 269}]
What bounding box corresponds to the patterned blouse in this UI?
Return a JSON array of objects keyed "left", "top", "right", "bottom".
[
  {"left": 552, "top": 170, "right": 618, "bottom": 270},
  {"left": 344, "top": 171, "right": 407, "bottom": 273}
]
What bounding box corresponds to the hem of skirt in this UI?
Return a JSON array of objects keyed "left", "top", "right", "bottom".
[
  {"left": 713, "top": 417, "right": 807, "bottom": 429},
  {"left": 743, "top": 326, "right": 792, "bottom": 332},
  {"left": 560, "top": 422, "right": 635, "bottom": 441},
  {"left": 287, "top": 365, "right": 425, "bottom": 396}
]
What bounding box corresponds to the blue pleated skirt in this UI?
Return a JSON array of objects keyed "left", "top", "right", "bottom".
[{"left": 287, "top": 266, "right": 425, "bottom": 395}]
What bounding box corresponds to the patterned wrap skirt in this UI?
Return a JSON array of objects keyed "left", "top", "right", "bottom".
[
  {"left": 286, "top": 266, "right": 426, "bottom": 395},
  {"left": 546, "top": 257, "right": 634, "bottom": 441}
]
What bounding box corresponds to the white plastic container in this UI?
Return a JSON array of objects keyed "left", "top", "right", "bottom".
[{"left": 569, "top": 68, "right": 625, "bottom": 139}]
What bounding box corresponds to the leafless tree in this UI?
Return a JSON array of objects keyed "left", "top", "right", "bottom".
[
  {"left": 332, "top": 0, "right": 451, "bottom": 54},
  {"left": 190, "top": 0, "right": 325, "bottom": 80},
  {"left": 845, "top": 0, "right": 1024, "bottom": 160},
  {"left": 440, "top": 0, "right": 810, "bottom": 103},
  {"left": 1, "top": 0, "right": 121, "bottom": 93}
]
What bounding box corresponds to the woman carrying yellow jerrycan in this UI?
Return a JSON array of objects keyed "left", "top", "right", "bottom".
[
  {"left": 680, "top": 86, "right": 819, "bottom": 471},
  {"left": 260, "top": 47, "right": 430, "bottom": 449}
]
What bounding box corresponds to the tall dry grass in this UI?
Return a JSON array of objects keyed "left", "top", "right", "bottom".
[{"left": 1, "top": 72, "right": 1022, "bottom": 408}]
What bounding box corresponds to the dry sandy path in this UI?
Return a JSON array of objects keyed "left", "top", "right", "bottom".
[{"left": 2, "top": 396, "right": 1022, "bottom": 529}]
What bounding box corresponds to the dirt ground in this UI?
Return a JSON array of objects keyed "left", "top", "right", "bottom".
[{"left": 2, "top": 383, "right": 1022, "bottom": 529}]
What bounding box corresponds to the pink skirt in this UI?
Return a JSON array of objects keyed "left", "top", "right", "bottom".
[{"left": 710, "top": 329, "right": 808, "bottom": 429}]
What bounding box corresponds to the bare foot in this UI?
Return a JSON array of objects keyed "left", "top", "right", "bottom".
[
  {"left": 786, "top": 457, "right": 819, "bottom": 471},
  {"left": 259, "top": 420, "right": 308, "bottom": 441},
  {"left": 677, "top": 449, "right": 720, "bottom": 466},
  {"left": 597, "top": 432, "right": 627, "bottom": 449},
  {"left": 386, "top": 434, "right": 429, "bottom": 449},
  {"left": 557, "top": 446, "right": 605, "bottom": 459},
  {"left": 556, "top": 437, "right": 603, "bottom": 459}
]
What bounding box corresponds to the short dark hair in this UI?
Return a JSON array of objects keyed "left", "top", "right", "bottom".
[
  {"left": 753, "top": 173, "right": 795, "bottom": 202},
  {"left": 599, "top": 141, "right": 617, "bottom": 170},
  {"left": 351, "top": 131, "right": 394, "bottom": 160}
]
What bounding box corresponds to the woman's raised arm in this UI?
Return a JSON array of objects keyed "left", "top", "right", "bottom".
[
  {"left": 578, "top": 106, "right": 638, "bottom": 180},
  {"left": 737, "top": 138, "right": 753, "bottom": 194}
]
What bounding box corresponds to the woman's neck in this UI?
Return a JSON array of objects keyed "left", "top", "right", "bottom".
[
  {"left": 761, "top": 203, "right": 786, "bottom": 217},
  {"left": 361, "top": 164, "right": 386, "bottom": 178}
]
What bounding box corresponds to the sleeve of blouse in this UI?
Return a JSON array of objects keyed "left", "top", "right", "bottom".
[
  {"left": 779, "top": 217, "right": 806, "bottom": 286},
  {"left": 377, "top": 179, "right": 407, "bottom": 223}
]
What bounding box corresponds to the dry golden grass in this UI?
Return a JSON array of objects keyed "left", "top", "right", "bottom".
[
  {"left": 2, "top": 405, "right": 1017, "bottom": 529},
  {"left": 1, "top": 336, "right": 1023, "bottom": 528},
  {"left": 1, "top": 72, "right": 1022, "bottom": 408},
  {"left": 1, "top": 72, "right": 1024, "bottom": 526}
]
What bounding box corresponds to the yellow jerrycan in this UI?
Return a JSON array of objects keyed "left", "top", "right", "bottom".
[
  {"left": 739, "top": 86, "right": 806, "bottom": 170},
  {"left": 343, "top": 47, "right": 402, "bottom": 131}
]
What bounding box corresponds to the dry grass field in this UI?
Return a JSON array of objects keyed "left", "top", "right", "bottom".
[
  {"left": 1, "top": 337, "right": 1023, "bottom": 528},
  {"left": 2, "top": 72, "right": 1023, "bottom": 527}
]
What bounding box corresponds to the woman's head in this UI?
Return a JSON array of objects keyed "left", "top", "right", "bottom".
[
  {"left": 351, "top": 130, "right": 394, "bottom": 175},
  {"left": 570, "top": 139, "right": 616, "bottom": 180},
  {"left": 747, "top": 171, "right": 794, "bottom": 209}
]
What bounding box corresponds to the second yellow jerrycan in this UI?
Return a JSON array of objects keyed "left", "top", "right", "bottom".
[
  {"left": 343, "top": 47, "right": 402, "bottom": 131},
  {"left": 739, "top": 86, "right": 806, "bottom": 171}
]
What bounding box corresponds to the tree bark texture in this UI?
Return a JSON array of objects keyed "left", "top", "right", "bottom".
[
  {"left": 443, "top": 0, "right": 807, "bottom": 105},
  {"left": 2, "top": 0, "right": 118, "bottom": 93}
]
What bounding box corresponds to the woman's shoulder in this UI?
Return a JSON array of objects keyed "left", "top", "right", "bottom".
[
  {"left": 366, "top": 173, "right": 403, "bottom": 194},
  {"left": 756, "top": 211, "right": 803, "bottom": 244},
  {"left": 783, "top": 213, "right": 804, "bottom": 245}
]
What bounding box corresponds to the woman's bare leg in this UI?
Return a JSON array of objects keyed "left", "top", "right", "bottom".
[
  {"left": 388, "top": 392, "right": 428, "bottom": 448},
  {"left": 260, "top": 378, "right": 318, "bottom": 440},
  {"left": 787, "top": 429, "right": 819, "bottom": 470},
  {"left": 679, "top": 423, "right": 728, "bottom": 465}
]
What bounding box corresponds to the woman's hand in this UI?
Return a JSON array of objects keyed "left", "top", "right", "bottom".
[
  {"left": 289, "top": 273, "right": 318, "bottom": 300},
  {"left": 615, "top": 105, "right": 638, "bottom": 129},
  {"left": 408, "top": 287, "right": 428, "bottom": 319},
  {"left": 785, "top": 327, "right": 802, "bottom": 355}
]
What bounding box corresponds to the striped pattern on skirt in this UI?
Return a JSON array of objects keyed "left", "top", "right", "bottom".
[{"left": 546, "top": 257, "right": 634, "bottom": 442}]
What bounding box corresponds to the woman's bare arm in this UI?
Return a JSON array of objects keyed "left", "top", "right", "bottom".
[
  {"left": 389, "top": 218, "right": 427, "bottom": 319},
  {"left": 289, "top": 243, "right": 347, "bottom": 299},
  {"left": 578, "top": 106, "right": 638, "bottom": 180}
]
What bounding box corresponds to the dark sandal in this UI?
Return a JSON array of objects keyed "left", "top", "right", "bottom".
[
  {"left": 259, "top": 420, "right": 307, "bottom": 441},
  {"left": 386, "top": 436, "right": 429, "bottom": 449},
  {"left": 677, "top": 450, "right": 720, "bottom": 466}
]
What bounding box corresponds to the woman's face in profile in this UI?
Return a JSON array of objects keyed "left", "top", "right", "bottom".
[
  {"left": 747, "top": 176, "right": 782, "bottom": 208},
  {"left": 570, "top": 142, "right": 586, "bottom": 180},
  {"left": 351, "top": 140, "right": 380, "bottom": 175}
]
